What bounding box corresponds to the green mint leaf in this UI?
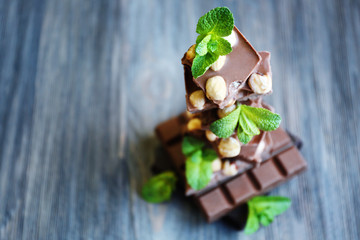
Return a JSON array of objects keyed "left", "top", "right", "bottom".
[
  {"left": 192, "top": 53, "right": 219, "bottom": 79},
  {"left": 244, "top": 203, "right": 260, "bottom": 235},
  {"left": 239, "top": 111, "right": 260, "bottom": 136},
  {"left": 241, "top": 105, "right": 281, "bottom": 131},
  {"left": 244, "top": 196, "right": 291, "bottom": 234},
  {"left": 186, "top": 158, "right": 212, "bottom": 190},
  {"left": 196, "top": 7, "right": 234, "bottom": 37},
  {"left": 202, "top": 148, "right": 218, "bottom": 162},
  {"left": 210, "top": 106, "right": 241, "bottom": 138},
  {"left": 250, "top": 196, "right": 291, "bottom": 215},
  {"left": 213, "top": 37, "right": 232, "bottom": 55},
  {"left": 237, "top": 125, "right": 253, "bottom": 144},
  {"left": 259, "top": 214, "right": 272, "bottom": 227},
  {"left": 196, "top": 35, "right": 211, "bottom": 56},
  {"left": 207, "top": 37, "right": 218, "bottom": 53},
  {"left": 141, "top": 171, "right": 177, "bottom": 203},
  {"left": 259, "top": 209, "right": 275, "bottom": 226},
  {"left": 182, "top": 136, "right": 205, "bottom": 156},
  {"left": 196, "top": 34, "right": 207, "bottom": 44},
  {"left": 189, "top": 149, "right": 202, "bottom": 164}
]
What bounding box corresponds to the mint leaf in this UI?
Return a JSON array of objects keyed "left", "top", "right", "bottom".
[
  {"left": 202, "top": 148, "right": 218, "bottom": 162},
  {"left": 182, "top": 136, "right": 217, "bottom": 190},
  {"left": 196, "top": 7, "right": 234, "bottom": 37},
  {"left": 259, "top": 209, "right": 275, "bottom": 226},
  {"left": 192, "top": 53, "right": 219, "bottom": 79},
  {"left": 186, "top": 158, "right": 212, "bottom": 190},
  {"left": 237, "top": 125, "right": 253, "bottom": 144},
  {"left": 196, "top": 34, "right": 207, "bottom": 44},
  {"left": 141, "top": 171, "right": 177, "bottom": 203},
  {"left": 189, "top": 149, "right": 202, "bottom": 164},
  {"left": 182, "top": 136, "right": 205, "bottom": 156},
  {"left": 250, "top": 196, "right": 291, "bottom": 214},
  {"left": 241, "top": 105, "right": 281, "bottom": 131},
  {"left": 196, "top": 35, "right": 211, "bottom": 56},
  {"left": 210, "top": 106, "right": 241, "bottom": 138},
  {"left": 244, "top": 196, "right": 292, "bottom": 234},
  {"left": 191, "top": 7, "right": 234, "bottom": 78},
  {"left": 213, "top": 37, "right": 232, "bottom": 55},
  {"left": 239, "top": 111, "right": 260, "bottom": 136},
  {"left": 207, "top": 37, "right": 218, "bottom": 53},
  {"left": 244, "top": 203, "right": 260, "bottom": 234}
]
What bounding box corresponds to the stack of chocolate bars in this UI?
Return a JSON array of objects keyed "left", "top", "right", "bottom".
[{"left": 155, "top": 18, "right": 307, "bottom": 228}]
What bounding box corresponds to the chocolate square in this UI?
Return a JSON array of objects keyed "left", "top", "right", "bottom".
[
  {"left": 225, "top": 173, "right": 258, "bottom": 204},
  {"left": 276, "top": 147, "right": 307, "bottom": 176},
  {"left": 251, "top": 159, "right": 284, "bottom": 189},
  {"left": 198, "top": 188, "right": 232, "bottom": 222}
]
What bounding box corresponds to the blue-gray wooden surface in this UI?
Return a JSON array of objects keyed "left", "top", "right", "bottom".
[{"left": 0, "top": 0, "right": 359, "bottom": 239}]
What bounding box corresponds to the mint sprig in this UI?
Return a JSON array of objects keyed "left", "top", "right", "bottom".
[
  {"left": 210, "top": 104, "right": 281, "bottom": 144},
  {"left": 182, "top": 136, "right": 218, "bottom": 190},
  {"left": 191, "top": 7, "right": 234, "bottom": 78},
  {"left": 244, "top": 196, "right": 292, "bottom": 234},
  {"left": 141, "top": 171, "right": 177, "bottom": 203}
]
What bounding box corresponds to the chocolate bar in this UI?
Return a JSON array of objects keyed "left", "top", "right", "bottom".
[
  {"left": 155, "top": 114, "right": 307, "bottom": 222},
  {"left": 157, "top": 111, "right": 294, "bottom": 196},
  {"left": 196, "top": 147, "right": 306, "bottom": 222}
]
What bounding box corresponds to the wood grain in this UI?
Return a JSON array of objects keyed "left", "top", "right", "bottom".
[{"left": 0, "top": 0, "right": 359, "bottom": 239}]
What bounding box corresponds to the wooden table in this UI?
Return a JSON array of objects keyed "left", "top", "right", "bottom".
[{"left": 0, "top": 0, "right": 359, "bottom": 239}]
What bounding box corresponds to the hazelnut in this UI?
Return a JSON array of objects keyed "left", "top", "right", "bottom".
[
  {"left": 211, "top": 55, "right": 226, "bottom": 71},
  {"left": 211, "top": 158, "right": 222, "bottom": 172},
  {"left": 205, "top": 76, "right": 227, "bottom": 101},
  {"left": 185, "top": 45, "right": 196, "bottom": 62},
  {"left": 185, "top": 111, "right": 193, "bottom": 118},
  {"left": 218, "top": 137, "right": 241, "bottom": 158},
  {"left": 217, "top": 104, "right": 236, "bottom": 118},
  {"left": 223, "top": 30, "right": 237, "bottom": 47},
  {"left": 187, "top": 118, "right": 202, "bottom": 131},
  {"left": 222, "top": 161, "right": 237, "bottom": 176},
  {"left": 205, "top": 130, "right": 217, "bottom": 142},
  {"left": 248, "top": 73, "right": 272, "bottom": 94},
  {"left": 189, "top": 90, "right": 205, "bottom": 110}
]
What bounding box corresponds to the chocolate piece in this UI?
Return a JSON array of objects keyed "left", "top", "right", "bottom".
[
  {"left": 155, "top": 114, "right": 307, "bottom": 222},
  {"left": 183, "top": 51, "right": 273, "bottom": 113},
  {"left": 197, "top": 147, "right": 306, "bottom": 222},
  {"left": 156, "top": 112, "right": 295, "bottom": 197},
  {"left": 182, "top": 27, "right": 262, "bottom": 112},
  {"left": 152, "top": 126, "right": 306, "bottom": 226}
]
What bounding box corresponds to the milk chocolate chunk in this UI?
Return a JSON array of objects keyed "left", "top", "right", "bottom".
[{"left": 182, "top": 27, "right": 261, "bottom": 111}]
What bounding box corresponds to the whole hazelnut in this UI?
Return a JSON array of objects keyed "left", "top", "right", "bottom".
[
  {"left": 218, "top": 137, "right": 241, "bottom": 158},
  {"left": 187, "top": 118, "right": 202, "bottom": 131},
  {"left": 189, "top": 90, "right": 205, "bottom": 110},
  {"left": 217, "top": 104, "right": 236, "bottom": 118},
  {"left": 185, "top": 45, "right": 196, "bottom": 62},
  {"left": 205, "top": 130, "right": 217, "bottom": 142},
  {"left": 248, "top": 73, "right": 272, "bottom": 94},
  {"left": 211, "top": 158, "right": 222, "bottom": 172},
  {"left": 205, "top": 76, "right": 227, "bottom": 101},
  {"left": 211, "top": 55, "right": 226, "bottom": 71},
  {"left": 222, "top": 161, "right": 237, "bottom": 176},
  {"left": 223, "top": 30, "right": 237, "bottom": 47}
]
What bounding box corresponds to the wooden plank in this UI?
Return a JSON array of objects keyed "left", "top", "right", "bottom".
[{"left": 0, "top": 0, "right": 359, "bottom": 239}]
